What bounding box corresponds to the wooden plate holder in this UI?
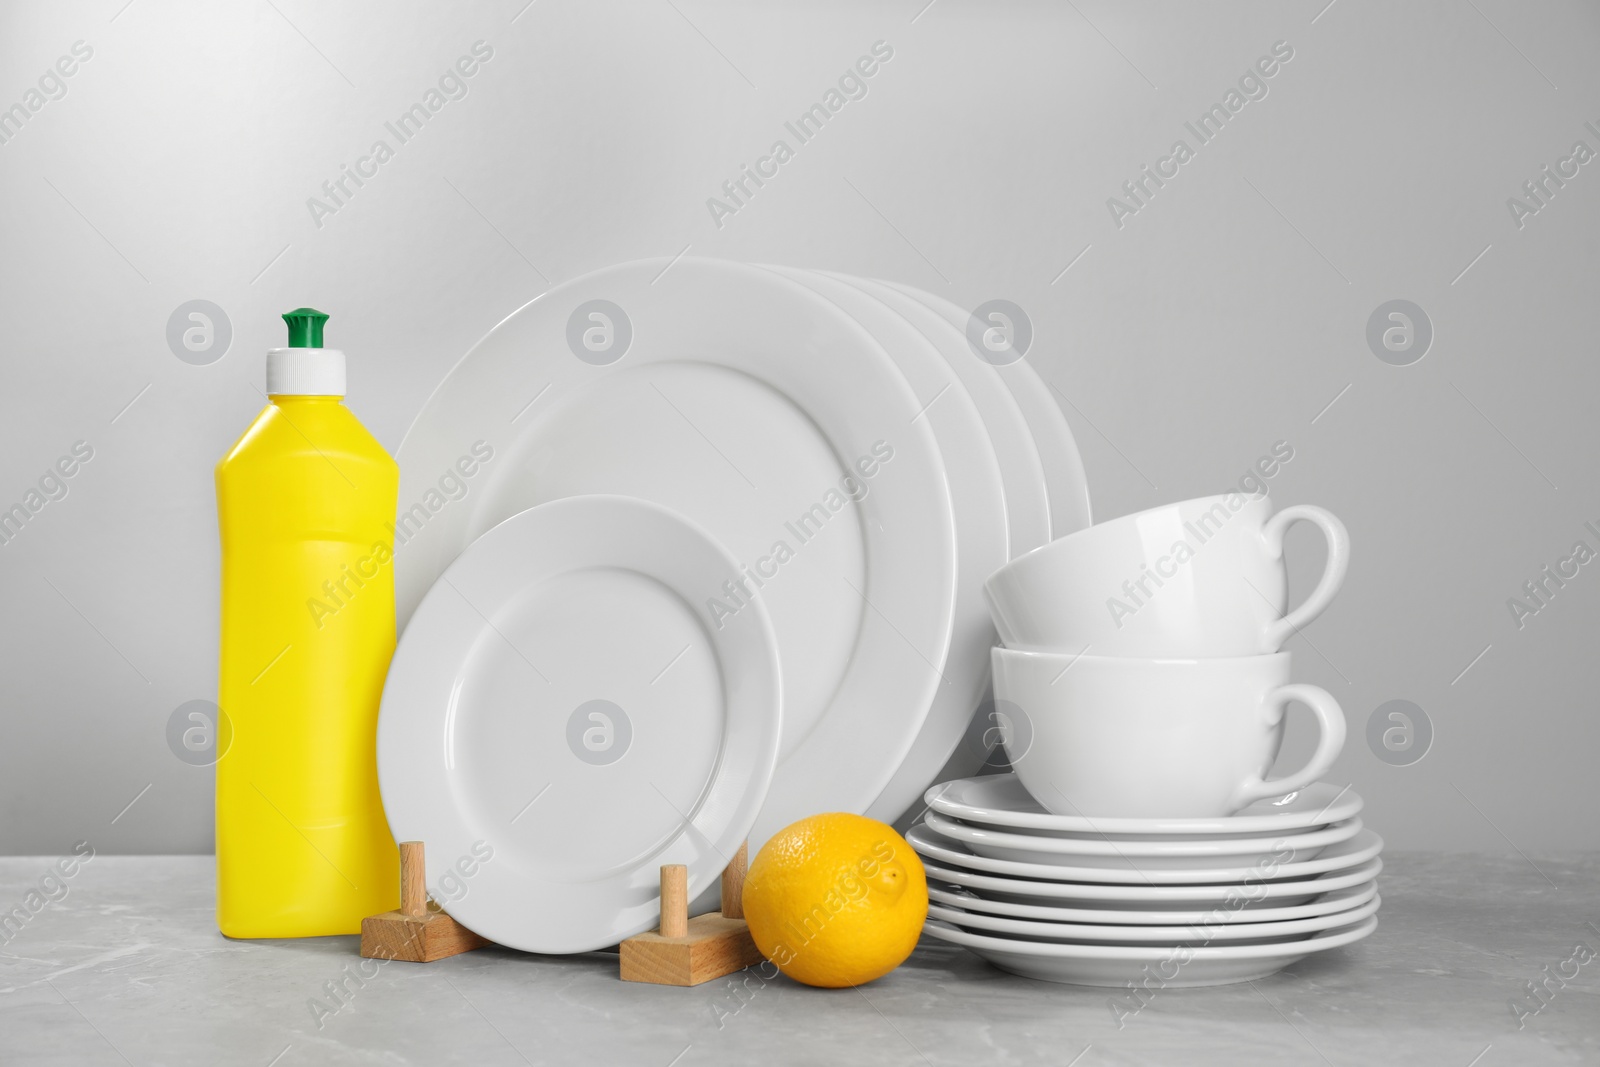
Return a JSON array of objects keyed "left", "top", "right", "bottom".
[
  {"left": 619, "top": 841, "right": 764, "bottom": 986},
  {"left": 360, "top": 841, "right": 491, "bottom": 962},
  {"left": 360, "top": 840, "right": 764, "bottom": 986}
]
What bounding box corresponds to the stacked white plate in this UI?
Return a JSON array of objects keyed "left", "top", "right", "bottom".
[
  {"left": 378, "top": 258, "right": 1092, "bottom": 951},
  {"left": 914, "top": 775, "right": 1382, "bottom": 986}
]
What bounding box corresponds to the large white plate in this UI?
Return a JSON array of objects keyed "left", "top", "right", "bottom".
[
  {"left": 377, "top": 496, "right": 781, "bottom": 952},
  {"left": 880, "top": 280, "right": 1092, "bottom": 536},
  {"left": 922, "top": 811, "right": 1363, "bottom": 869},
  {"left": 821, "top": 273, "right": 1060, "bottom": 818},
  {"left": 929, "top": 880, "right": 1379, "bottom": 926},
  {"left": 928, "top": 892, "right": 1381, "bottom": 946},
  {"left": 827, "top": 273, "right": 1052, "bottom": 554},
  {"left": 759, "top": 266, "right": 1007, "bottom": 832},
  {"left": 923, "top": 915, "right": 1378, "bottom": 987},
  {"left": 909, "top": 823, "right": 1384, "bottom": 886},
  {"left": 928, "top": 775, "right": 1363, "bottom": 837},
  {"left": 395, "top": 259, "right": 958, "bottom": 848}
]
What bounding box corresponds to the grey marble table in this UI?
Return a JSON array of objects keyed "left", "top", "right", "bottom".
[{"left": 0, "top": 853, "right": 1596, "bottom": 1066}]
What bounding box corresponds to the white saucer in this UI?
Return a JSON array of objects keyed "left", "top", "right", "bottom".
[
  {"left": 923, "top": 810, "right": 1363, "bottom": 869},
  {"left": 928, "top": 880, "right": 1379, "bottom": 926},
  {"left": 396, "top": 258, "right": 958, "bottom": 848},
  {"left": 929, "top": 892, "right": 1381, "bottom": 946},
  {"left": 927, "top": 775, "right": 1363, "bottom": 837},
  {"left": 923, "top": 915, "right": 1378, "bottom": 987},
  {"left": 909, "top": 823, "right": 1383, "bottom": 886},
  {"left": 377, "top": 496, "right": 782, "bottom": 953},
  {"left": 922, "top": 854, "right": 1384, "bottom": 909}
]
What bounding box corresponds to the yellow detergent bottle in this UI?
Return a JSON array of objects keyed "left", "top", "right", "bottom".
[{"left": 215, "top": 308, "right": 399, "bottom": 937}]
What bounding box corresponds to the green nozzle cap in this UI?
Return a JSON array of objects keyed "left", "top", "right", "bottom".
[{"left": 282, "top": 307, "right": 329, "bottom": 348}]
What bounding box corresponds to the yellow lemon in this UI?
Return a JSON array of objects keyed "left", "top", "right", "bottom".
[{"left": 742, "top": 813, "right": 927, "bottom": 988}]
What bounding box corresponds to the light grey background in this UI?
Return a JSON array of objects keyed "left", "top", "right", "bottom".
[{"left": 2, "top": 0, "right": 1596, "bottom": 856}]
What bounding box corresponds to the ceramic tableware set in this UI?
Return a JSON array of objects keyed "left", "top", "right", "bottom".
[
  {"left": 915, "top": 494, "right": 1385, "bottom": 986},
  {"left": 375, "top": 258, "right": 1094, "bottom": 953}
]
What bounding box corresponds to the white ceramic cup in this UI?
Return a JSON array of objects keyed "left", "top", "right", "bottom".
[
  {"left": 991, "top": 648, "right": 1347, "bottom": 819},
  {"left": 984, "top": 493, "right": 1348, "bottom": 656}
]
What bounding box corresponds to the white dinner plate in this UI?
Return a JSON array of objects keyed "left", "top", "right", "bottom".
[
  {"left": 396, "top": 258, "right": 958, "bottom": 848},
  {"left": 377, "top": 496, "right": 781, "bottom": 952},
  {"left": 909, "top": 823, "right": 1383, "bottom": 886},
  {"left": 880, "top": 279, "right": 1092, "bottom": 536},
  {"left": 923, "top": 915, "right": 1378, "bottom": 987},
  {"left": 760, "top": 266, "right": 1008, "bottom": 832},
  {"left": 927, "top": 775, "right": 1363, "bottom": 837},
  {"left": 826, "top": 273, "right": 1053, "bottom": 554},
  {"left": 822, "top": 273, "right": 1068, "bottom": 818},
  {"left": 928, "top": 892, "right": 1381, "bottom": 946},
  {"left": 928, "top": 880, "right": 1379, "bottom": 926},
  {"left": 923, "top": 810, "right": 1362, "bottom": 869}
]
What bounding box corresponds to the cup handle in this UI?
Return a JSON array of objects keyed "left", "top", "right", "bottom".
[
  {"left": 1260, "top": 505, "right": 1349, "bottom": 651},
  {"left": 1229, "top": 683, "right": 1347, "bottom": 811}
]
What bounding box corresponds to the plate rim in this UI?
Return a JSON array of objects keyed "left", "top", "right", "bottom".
[
  {"left": 922, "top": 809, "right": 1364, "bottom": 859},
  {"left": 918, "top": 853, "right": 1386, "bottom": 904},
  {"left": 927, "top": 774, "right": 1364, "bottom": 835},
  {"left": 908, "top": 822, "right": 1385, "bottom": 885},
  {"left": 877, "top": 277, "right": 1093, "bottom": 536},
  {"left": 923, "top": 912, "right": 1380, "bottom": 961},
  {"left": 926, "top": 891, "right": 1382, "bottom": 943},
  {"left": 927, "top": 878, "right": 1380, "bottom": 925},
  {"left": 817, "top": 272, "right": 1068, "bottom": 824},
  {"left": 759, "top": 265, "right": 1010, "bottom": 834}
]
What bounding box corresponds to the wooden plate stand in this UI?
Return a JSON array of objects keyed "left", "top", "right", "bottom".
[
  {"left": 359, "top": 840, "right": 764, "bottom": 986},
  {"left": 359, "top": 841, "right": 491, "bottom": 963},
  {"left": 619, "top": 842, "right": 764, "bottom": 986}
]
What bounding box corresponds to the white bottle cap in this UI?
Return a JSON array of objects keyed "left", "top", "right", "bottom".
[{"left": 266, "top": 348, "right": 346, "bottom": 396}]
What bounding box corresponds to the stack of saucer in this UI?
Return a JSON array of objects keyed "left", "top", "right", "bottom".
[
  {"left": 916, "top": 493, "right": 1382, "bottom": 986},
  {"left": 913, "top": 775, "right": 1380, "bottom": 986}
]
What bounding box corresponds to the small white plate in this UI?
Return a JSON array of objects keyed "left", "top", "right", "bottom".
[
  {"left": 928, "top": 892, "right": 1381, "bottom": 946},
  {"left": 927, "top": 775, "right": 1363, "bottom": 837},
  {"left": 909, "top": 823, "right": 1383, "bottom": 886},
  {"left": 923, "top": 915, "right": 1378, "bottom": 987},
  {"left": 923, "top": 811, "right": 1362, "bottom": 869},
  {"left": 921, "top": 855, "right": 1383, "bottom": 909},
  {"left": 377, "top": 496, "right": 782, "bottom": 953},
  {"left": 928, "top": 880, "right": 1379, "bottom": 926}
]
